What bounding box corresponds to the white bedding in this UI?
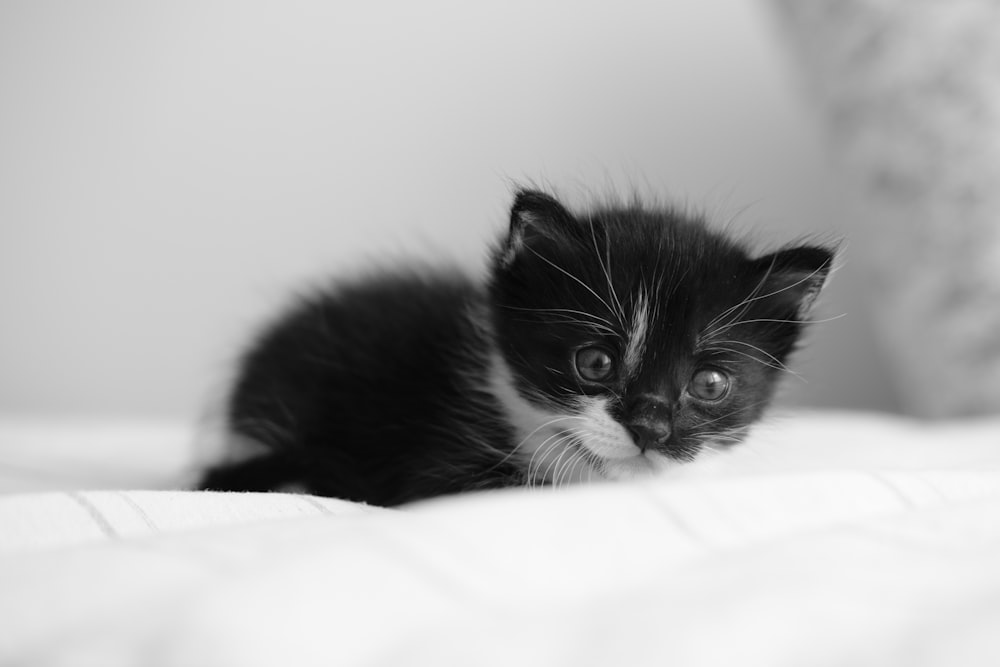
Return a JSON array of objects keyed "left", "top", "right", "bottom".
[{"left": 2, "top": 411, "right": 1000, "bottom": 666}]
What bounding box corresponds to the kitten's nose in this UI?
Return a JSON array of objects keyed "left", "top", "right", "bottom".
[
  {"left": 626, "top": 422, "right": 671, "bottom": 452},
  {"left": 625, "top": 394, "right": 673, "bottom": 452}
]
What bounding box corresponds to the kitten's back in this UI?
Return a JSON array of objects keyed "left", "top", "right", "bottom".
[{"left": 219, "top": 270, "right": 514, "bottom": 504}]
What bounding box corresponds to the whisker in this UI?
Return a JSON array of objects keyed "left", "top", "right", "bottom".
[
  {"left": 703, "top": 313, "right": 847, "bottom": 341},
  {"left": 525, "top": 246, "right": 623, "bottom": 328},
  {"left": 482, "top": 415, "right": 581, "bottom": 480},
  {"left": 530, "top": 433, "right": 577, "bottom": 487},
  {"left": 557, "top": 447, "right": 591, "bottom": 488},
  {"left": 702, "top": 262, "right": 774, "bottom": 334},
  {"left": 715, "top": 340, "right": 793, "bottom": 373},
  {"left": 508, "top": 315, "right": 619, "bottom": 336},
  {"left": 548, "top": 437, "right": 579, "bottom": 489},
  {"left": 701, "top": 344, "right": 803, "bottom": 379},
  {"left": 700, "top": 254, "right": 831, "bottom": 348},
  {"left": 501, "top": 305, "right": 619, "bottom": 331},
  {"left": 586, "top": 216, "right": 628, "bottom": 326},
  {"left": 527, "top": 430, "right": 573, "bottom": 486},
  {"left": 571, "top": 433, "right": 606, "bottom": 481}
]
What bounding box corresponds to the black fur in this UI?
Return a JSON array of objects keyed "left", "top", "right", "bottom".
[
  {"left": 200, "top": 189, "right": 834, "bottom": 506},
  {"left": 201, "top": 271, "right": 522, "bottom": 506}
]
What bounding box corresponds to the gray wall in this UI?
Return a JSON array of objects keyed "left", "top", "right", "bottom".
[{"left": 0, "top": 0, "right": 901, "bottom": 421}]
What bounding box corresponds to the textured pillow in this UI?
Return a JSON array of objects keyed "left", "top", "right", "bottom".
[{"left": 772, "top": 0, "right": 1000, "bottom": 417}]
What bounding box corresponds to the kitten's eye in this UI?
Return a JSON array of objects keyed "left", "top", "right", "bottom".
[
  {"left": 575, "top": 346, "right": 615, "bottom": 382},
  {"left": 689, "top": 369, "right": 731, "bottom": 401}
]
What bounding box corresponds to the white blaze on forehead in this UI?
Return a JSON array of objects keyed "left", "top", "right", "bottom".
[{"left": 623, "top": 291, "right": 650, "bottom": 376}]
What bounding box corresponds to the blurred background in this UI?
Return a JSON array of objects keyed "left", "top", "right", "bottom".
[{"left": 2, "top": 0, "right": 998, "bottom": 428}]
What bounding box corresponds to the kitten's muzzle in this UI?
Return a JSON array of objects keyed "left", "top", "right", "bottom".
[{"left": 624, "top": 396, "right": 673, "bottom": 452}]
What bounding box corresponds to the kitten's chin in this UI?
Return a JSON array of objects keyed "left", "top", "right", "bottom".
[{"left": 594, "top": 451, "right": 673, "bottom": 481}]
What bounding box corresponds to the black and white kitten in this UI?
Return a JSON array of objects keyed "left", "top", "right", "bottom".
[{"left": 200, "top": 190, "right": 834, "bottom": 506}]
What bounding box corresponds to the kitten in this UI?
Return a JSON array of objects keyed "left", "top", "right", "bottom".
[{"left": 200, "top": 189, "right": 834, "bottom": 506}]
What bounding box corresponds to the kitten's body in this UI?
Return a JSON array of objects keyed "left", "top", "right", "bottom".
[
  {"left": 213, "top": 273, "right": 526, "bottom": 506},
  {"left": 201, "top": 191, "right": 833, "bottom": 506}
]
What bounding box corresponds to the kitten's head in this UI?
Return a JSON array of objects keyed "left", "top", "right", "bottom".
[{"left": 487, "top": 190, "right": 834, "bottom": 484}]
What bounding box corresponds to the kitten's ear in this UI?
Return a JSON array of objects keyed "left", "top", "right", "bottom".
[
  {"left": 753, "top": 246, "right": 835, "bottom": 318},
  {"left": 501, "top": 190, "right": 574, "bottom": 266}
]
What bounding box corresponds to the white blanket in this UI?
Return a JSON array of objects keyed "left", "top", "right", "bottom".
[{"left": 2, "top": 411, "right": 1000, "bottom": 666}]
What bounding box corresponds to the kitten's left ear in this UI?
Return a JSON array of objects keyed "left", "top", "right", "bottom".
[
  {"left": 500, "top": 190, "right": 575, "bottom": 267},
  {"left": 753, "top": 246, "right": 835, "bottom": 318}
]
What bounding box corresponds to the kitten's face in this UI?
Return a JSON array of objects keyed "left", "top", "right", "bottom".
[{"left": 489, "top": 191, "right": 833, "bottom": 484}]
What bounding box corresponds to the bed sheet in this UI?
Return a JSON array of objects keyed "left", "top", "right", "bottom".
[{"left": 1, "top": 411, "right": 999, "bottom": 666}]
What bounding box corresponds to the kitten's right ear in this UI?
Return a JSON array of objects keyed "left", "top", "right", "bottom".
[
  {"left": 501, "top": 190, "right": 574, "bottom": 267},
  {"left": 753, "top": 245, "right": 836, "bottom": 319}
]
